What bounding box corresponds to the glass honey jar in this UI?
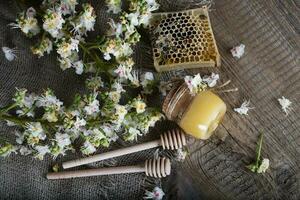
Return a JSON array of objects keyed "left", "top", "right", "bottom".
[{"left": 162, "top": 83, "right": 226, "bottom": 139}]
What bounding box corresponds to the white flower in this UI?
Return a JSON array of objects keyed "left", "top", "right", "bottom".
[
  {"left": 36, "top": 90, "right": 63, "bottom": 109},
  {"left": 231, "top": 44, "right": 245, "bottom": 59},
  {"left": 21, "top": 94, "right": 36, "bottom": 108},
  {"left": 101, "top": 125, "right": 119, "bottom": 142},
  {"left": 234, "top": 100, "right": 254, "bottom": 115},
  {"left": 203, "top": 73, "right": 219, "bottom": 87},
  {"left": 43, "top": 110, "right": 58, "bottom": 122},
  {"left": 74, "top": 3, "right": 96, "bottom": 34},
  {"left": 184, "top": 74, "right": 207, "bottom": 95},
  {"left": 43, "top": 9, "right": 65, "bottom": 38},
  {"left": 15, "top": 92, "right": 36, "bottom": 117},
  {"left": 81, "top": 141, "right": 96, "bottom": 155},
  {"left": 139, "top": 13, "right": 152, "bottom": 26},
  {"left": 43, "top": 38, "right": 53, "bottom": 54},
  {"left": 144, "top": 187, "right": 165, "bottom": 200},
  {"left": 145, "top": 0, "right": 160, "bottom": 12},
  {"left": 106, "top": 0, "right": 122, "bottom": 14},
  {"left": 257, "top": 158, "right": 270, "bottom": 173},
  {"left": 112, "top": 81, "right": 125, "bottom": 93},
  {"left": 26, "top": 122, "right": 46, "bottom": 140},
  {"left": 129, "top": 71, "right": 140, "bottom": 87},
  {"left": 31, "top": 37, "right": 53, "bottom": 58},
  {"left": 124, "top": 24, "right": 136, "bottom": 39},
  {"left": 55, "top": 132, "right": 71, "bottom": 148},
  {"left": 71, "top": 4, "right": 96, "bottom": 36},
  {"left": 15, "top": 131, "right": 25, "bottom": 144},
  {"left": 126, "top": 127, "right": 141, "bottom": 141},
  {"left": 9, "top": 7, "right": 40, "bottom": 37},
  {"left": 73, "top": 60, "right": 84, "bottom": 74},
  {"left": 278, "top": 96, "right": 292, "bottom": 115},
  {"left": 114, "top": 59, "right": 134, "bottom": 79},
  {"left": 141, "top": 72, "right": 154, "bottom": 87},
  {"left": 133, "top": 99, "right": 146, "bottom": 114},
  {"left": 103, "top": 53, "right": 111, "bottom": 60},
  {"left": 94, "top": 128, "right": 107, "bottom": 140},
  {"left": 114, "top": 64, "right": 130, "bottom": 79},
  {"left": 84, "top": 99, "right": 100, "bottom": 115},
  {"left": 74, "top": 117, "right": 86, "bottom": 129},
  {"left": 59, "top": 57, "right": 72, "bottom": 70},
  {"left": 108, "top": 19, "right": 123, "bottom": 37},
  {"left": 19, "top": 146, "right": 32, "bottom": 156},
  {"left": 57, "top": 40, "right": 74, "bottom": 58},
  {"left": 108, "top": 91, "right": 121, "bottom": 102},
  {"left": 2, "top": 47, "right": 17, "bottom": 61},
  {"left": 107, "top": 41, "right": 133, "bottom": 61},
  {"left": 147, "top": 114, "right": 163, "bottom": 128},
  {"left": 70, "top": 38, "right": 79, "bottom": 52},
  {"left": 115, "top": 104, "right": 128, "bottom": 120},
  {"left": 34, "top": 145, "right": 50, "bottom": 160},
  {"left": 59, "top": 0, "right": 78, "bottom": 15},
  {"left": 120, "top": 43, "right": 133, "bottom": 58},
  {"left": 86, "top": 76, "right": 104, "bottom": 90},
  {"left": 127, "top": 12, "right": 139, "bottom": 26}
]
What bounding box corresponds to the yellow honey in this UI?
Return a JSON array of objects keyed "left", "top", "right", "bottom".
[
  {"left": 178, "top": 91, "right": 226, "bottom": 139},
  {"left": 163, "top": 83, "right": 226, "bottom": 140}
]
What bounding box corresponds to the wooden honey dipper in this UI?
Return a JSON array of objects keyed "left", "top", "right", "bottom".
[
  {"left": 47, "top": 157, "right": 171, "bottom": 180},
  {"left": 63, "top": 129, "right": 186, "bottom": 169}
]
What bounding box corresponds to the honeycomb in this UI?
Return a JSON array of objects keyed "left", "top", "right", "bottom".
[{"left": 149, "top": 6, "right": 221, "bottom": 72}]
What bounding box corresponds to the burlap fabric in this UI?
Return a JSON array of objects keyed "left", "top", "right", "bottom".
[{"left": 0, "top": 0, "right": 188, "bottom": 199}]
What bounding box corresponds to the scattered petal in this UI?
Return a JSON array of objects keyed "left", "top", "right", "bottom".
[
  {"left": 2, "top": 47, "right": 17, "bottom": 61},
  {"left": 231, "top": 44, "right": 245, "bottom": 59},
  {"left": 257, "top": 158, "right": 270, "bottom": 173},
  {"left": 19, "top": 146, "right": 32, "bottom": 156},
  {"left": 278, "top": 96, "right": 292, "bottom": 115},
  {"left": 234, "top": 100, "right": 254, "bottom": 115},
  {"left": 203, "top": 73, "right": 220, "bottom": 87},
  {"left": 144, "top": 187, "right": 165, "bottom": 200}
]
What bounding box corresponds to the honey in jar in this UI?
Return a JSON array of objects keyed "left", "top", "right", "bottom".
[{"left": 162, "top": 83, "right": 226, "bottom": 139}]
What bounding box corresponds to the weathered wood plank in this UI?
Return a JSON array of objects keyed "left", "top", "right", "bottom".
[{"left": 161, "top": 0, "right": 300, "bottom": 199}]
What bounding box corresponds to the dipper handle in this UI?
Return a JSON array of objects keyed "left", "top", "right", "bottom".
[
  {"left": 47, "top": 157, "right": 171, "bottom": 180},
  {"left": 47, "top": 165, "right": 145, "bottom": 180},
  {"left": 62, "top": 129, "right": 186, "bottom": 169},
  {"left": 63, "top": 140, "right": 161, "bottom": 169}
]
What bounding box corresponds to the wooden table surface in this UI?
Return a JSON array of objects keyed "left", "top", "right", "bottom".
[
  {"left": 157, "top": 0, "right": 300, "bottom": 199},
  {"left": 0, "top": 0, "right": 298, "bottom": 199}
]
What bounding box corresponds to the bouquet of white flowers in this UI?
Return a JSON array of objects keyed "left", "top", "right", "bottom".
[{"left": 0, "top": 0, "right": 163, "bottom": 160}]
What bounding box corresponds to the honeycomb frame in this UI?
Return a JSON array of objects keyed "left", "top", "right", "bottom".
[{"left": 149, "top": 6, "right": 221, "bottom": 72}]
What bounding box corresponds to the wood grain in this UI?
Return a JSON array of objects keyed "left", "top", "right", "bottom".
[{"left": 159, "top": 0, "right": 300, "bottom": 199}]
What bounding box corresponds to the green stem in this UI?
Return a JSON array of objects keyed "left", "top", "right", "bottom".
[
  {"left": 0, "top": 114, "right": 59, "bottom": 127},
  {"left": 87, "top": 45, "right": 102, "bottom": 50},
  {"left": 255, "top": 133, "right": 263, "bottom": 167},
  {"left": 79, "top": 42, "right": 107, "bottom": 71},
  {"left": 0, "top": 136, "right": 9, "bottom": 143},
  {"left": 22, "top": 105, "right": 36, "bottom": 116},
  {"left": 0, "top": 103, "right": 18, "bottom": 113}
]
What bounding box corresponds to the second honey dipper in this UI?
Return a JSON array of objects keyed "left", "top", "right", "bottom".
[
  {"left": 48, "top": 157, "right": 171, "bottom": 180},
  {"left": 63, "top": 129, "right": 186, "bottom": 169}
]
